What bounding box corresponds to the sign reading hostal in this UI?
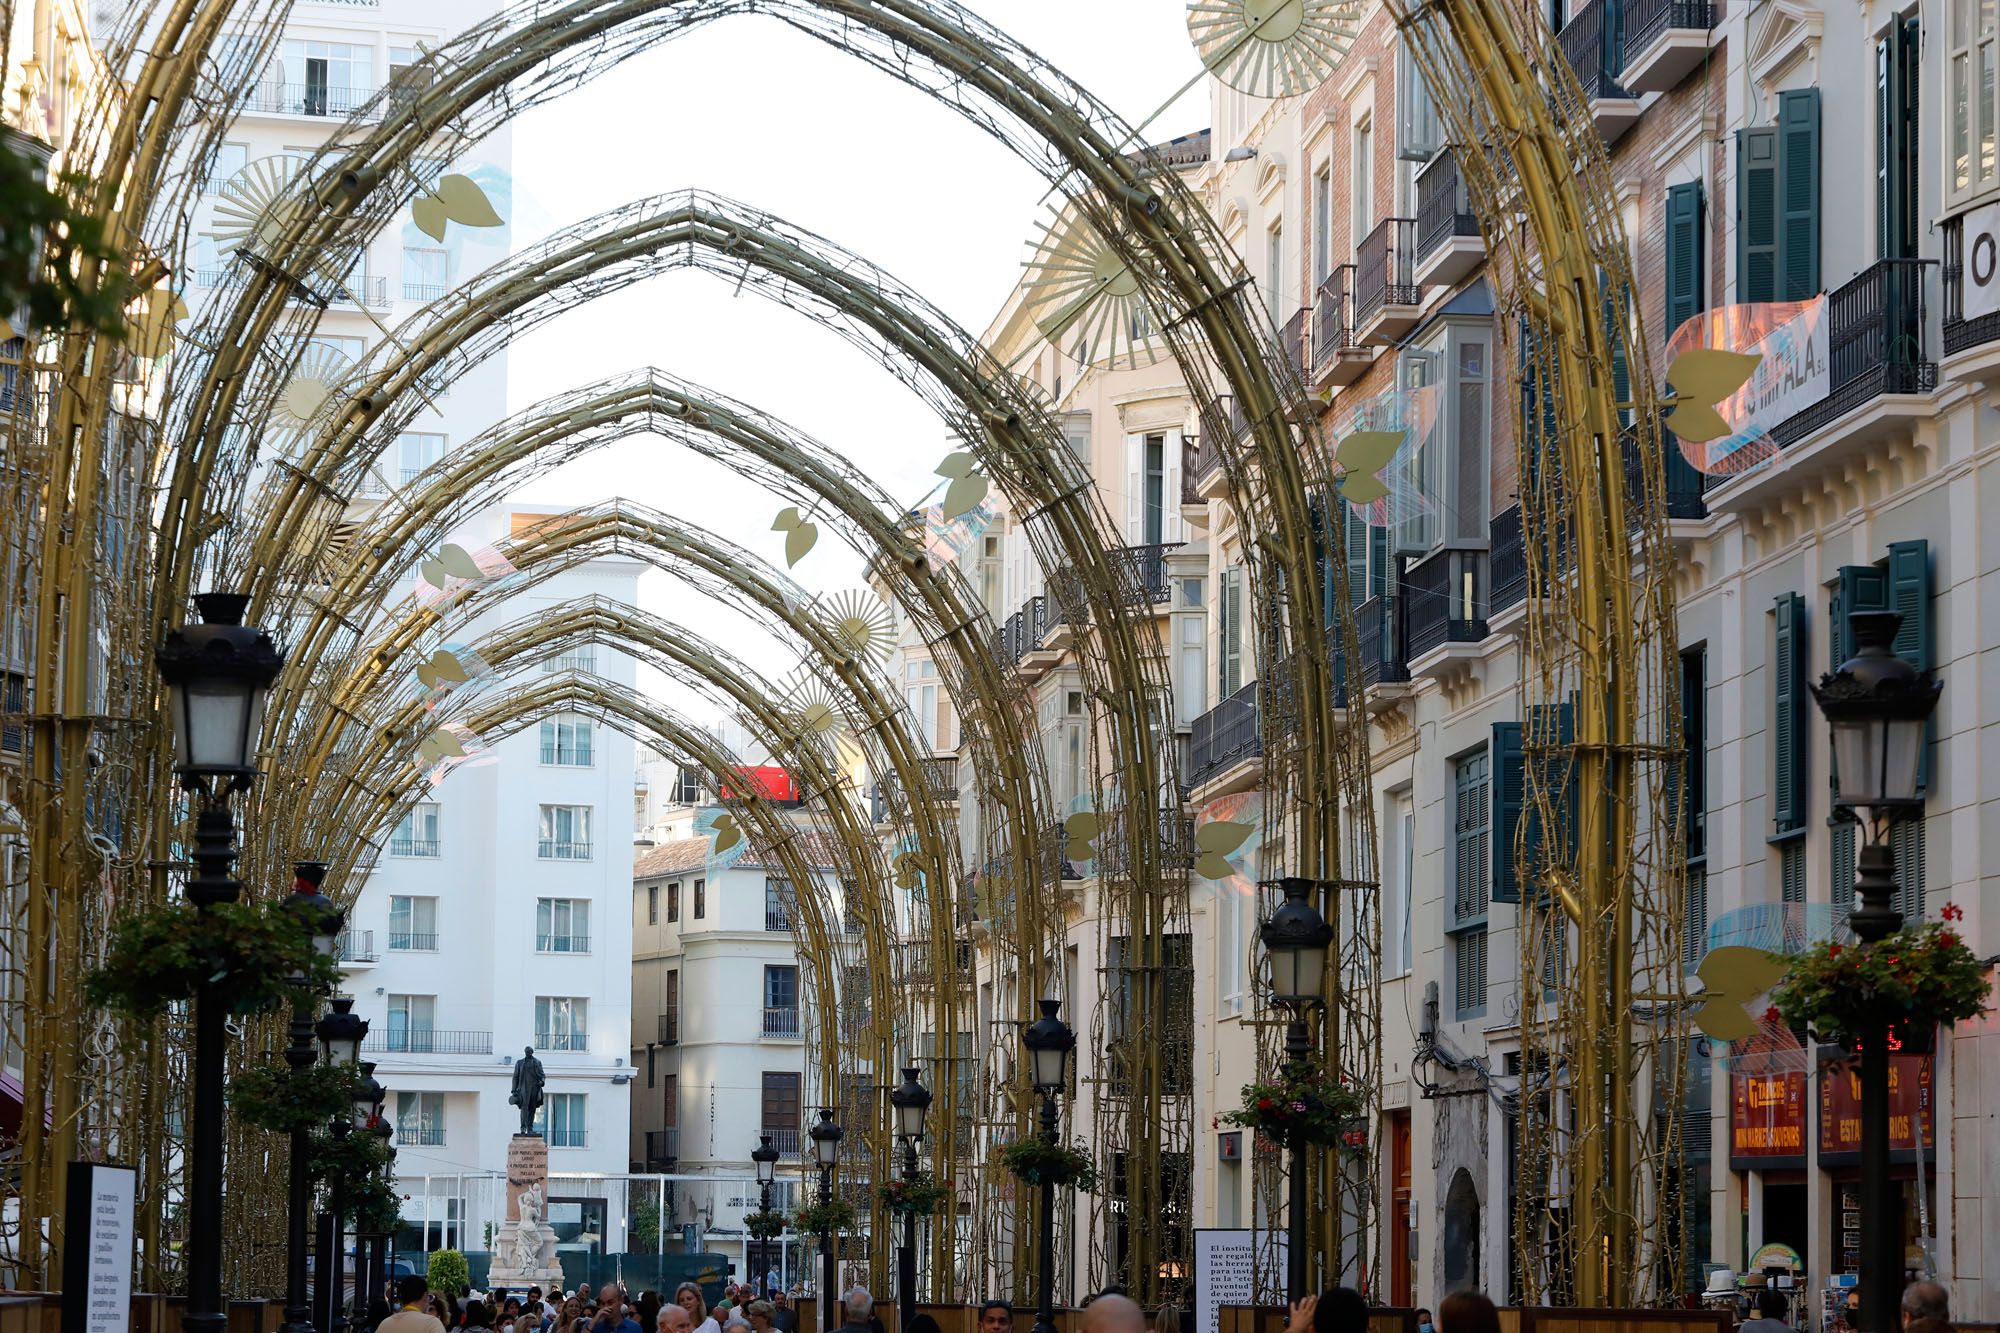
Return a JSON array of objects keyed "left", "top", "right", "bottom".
[
  {"left": 1730, "top": 1069, "right": 1807, "bottom": 1166},
  {"left": 1818, "top": 1054, "right": 1934, "bottom": 1162}
]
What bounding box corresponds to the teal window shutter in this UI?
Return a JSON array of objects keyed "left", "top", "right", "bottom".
[
  {"left": 1886, "top": 538, "right": 1932, "bottom": 791},
  {"left": 1664, "top": 182, "right": 1705, "bottom": 335},
  {"left": 1491, "top": 722, "right": 1525, "bottom": 904},
  {"left": 1345, "top": 504, "right": 1369, "bottom": 614},
  {"left": 1736, "top": 127, "right": 1779, "bottom": 303},
  {"left": 1835, "top": 564, "right": 1890, "bottom": 663},
  {"left": 1599, "top": 271, "right": 1632, "bottom": 427},
  {"left": 1778, "top": 88, "right": 1821, "bottom": 299},
  {"left": 1369, "top": 523, "right": 1389, "bottom": 601},
  {"left": 1772, "top": 593, "right": 1807, "bottom": 834}
]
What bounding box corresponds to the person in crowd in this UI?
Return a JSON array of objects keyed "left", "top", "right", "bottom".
[
  {"left": 638, "top": 1294, "right": 662, "bottom": 1333},
  {"left": 978, "top": 1301, "right": 1013, "bottom": 1333},
  {"left": 745, "top": 1303, "right": 777, "bottom": 1333},
  {"left": 675, "top": 1283, "right": 720, "bottom": 1333},
  {"left": 768, "top": 1292, "right": 799, "bottom": 1333},
  {"left": 659, "top": 1307, "right": 692, "bottom": 1333},
  {"left": 1904, "top": 1284, "right": 1951, "bottom": 1331},
  {"left": 464, "top": 1302, "right": 494, "bottom": 1331},
  {"left": 906, "top": 1316, "right": 942, "bottom": 1333},
  {"left": 1740, "top": 1290, "right": 1792, "bottom": 1333},
  {"left": 503, "top": 1299, "right": 524, "bottom": 1325},
  {"left": 381, "top": 1279, "right": 446, "bottom": 1333},
  {"left": 1416, "top": 1310, "right": 1434, "bottom": 1333},
  {"left": 560, "top": 1300, "right": 585, "bottom": 1328},
  {"left": 596, "top": 1285, "right": 641, "bottom": 1333},
  {"left": 1437, "top": 1292, "right": 1501, "bottom": 1333},
  {"left": 1081, "top": 1294, "right": 1144, "bottom": 1333},
  {"left": 836, "top": 1289, "right": 874, "bottom": 1333},
  {"left": 1151, "top": 1305, "right": 1182, "bottom": 1333}
]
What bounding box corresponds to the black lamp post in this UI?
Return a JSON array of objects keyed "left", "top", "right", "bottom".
[
  {"left": 156, "top": 593, "right": 285, "bottom": 1333},
  {"left": 752, "top": 1134, "right": 780, "bottom": 1299},
  {"left": 1810, "top": 608, "right": 1942, "bottom": 1333},
  {"left": 1022, "top": 999, "right": 1075, "bottom": 1333},
  {"left": 280, "top": 862, "right": 342, "bottom": 1333},
  {"left": 1260, "top": 878, "right": 1333, "bottom": 1303},
  {"left": 365, "top": 1091, "right": 394, "bottom": 1332},
  {"left": 889, "top": 1066, "right": 932, "bottom": 1328},
  {"left": 316, "top": 997, "right": 366, "bottom": 1333},
  {"left": 809, "top": 1108, "right": 843, "bottom": 1315},
  {"left": 351, "top": 1062, "right": 386, "bottom": 1327}
]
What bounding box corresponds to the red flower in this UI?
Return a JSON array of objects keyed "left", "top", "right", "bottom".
[
  {"left": 1828, "top": 944, "right": 1843, "bottom": 958},
  {"left": 1941, "top": 931, "right": 1959, "bottom": 950},
  {"left": 1256, "top": 1097, "right": 1274, "bottom": 1111},
  {"left": 1889, "top": 955, "right": 1901, "bottom": 964},
  {"left": 1941, "top": 902, "right": 1964, "bottom": 922},
  {"left": 1763, "top": 1006, "right": 1781, "bottom": 1024}
]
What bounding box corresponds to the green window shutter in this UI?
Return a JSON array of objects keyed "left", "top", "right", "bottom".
[
  {"left": 1832, "top": 822, "right": 1857, "bottom": 912},
  {"left": 1369, "top": 523, "right": 1389, "bottom": 601},
  {"left": 1736, "top": 127, "right": 1779, "bottom": 303},
  {"left": 1772, "top": 592, "right": 1806, "bottom": 834},
  {"left": 1345, "top": 504, "right": 1369, "bottom": 614},
  {"left": 1599, "top": 271, "right": 1632, "bottom": 426},
  {"left": 1491, "top": 721, "right": 1525, "bottom": 904},
  {"left": 1778, "top": 88, "right": 1821, "bottom": 300},
  {"left": 1665, "top": 182, "right": 1705, "bottom": 335},
  {"left": 1886, "top": 538, "right": 1932, "bottom": 791},
  {"left": 1835, "top": 564, "right": 1890, "bottom": 663}
]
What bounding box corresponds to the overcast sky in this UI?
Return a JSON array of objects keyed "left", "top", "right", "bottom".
[{"left": 496, "top": 2, "right": 1217, "bottom": 703}]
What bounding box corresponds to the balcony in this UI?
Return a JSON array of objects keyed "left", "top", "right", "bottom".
[
  {"left": 1352, "top": 219, "right": 1424, "bottom": 345},
  {"left": 762, "top": 1127, "right": 802, "bottom": 1157},
  {"left": 1623, "top": 431, "right": 1707, "bottom": 524},
  {"left": 1188, "top": 679, "right": 1261, "bottom": 792},
  {"left": 657, "top": 1010, "right": 678, "bottom": 1045},
  {"left": 363, "top": 1029, "right": 492, "bottom": 1056},
  {"left": 922, "top": 756, "right": 958, "bottom": 801},
  {"left": 241, "top": 82, "right": 379, "bottom": 120},
  {"left": 326, "top": 275, "right": 391, "bottom": 310},
  {"left": 538, "top": 839, "right": 592, "bottom": 860},
  {"left": 1557, "top": 0, "right": 1641, "bottom": 144},
  {"left": 1310, "top": 270, "right": 1374, "bottom": 388},
  {"left": 390, "top": 838, "right": 439, "bottom": 858},
  {"left": 1708, "top": 258, "right": 1938, "bottom": 503},
  {"left": 403, "top": 281, "right": 447, "bottom": 303},
  {"left": 398, "top": 1118, "right": 446, "bottom": 1147},
  {"left": 536, "top": 934, "right": 590, "bottom": 953},
  {"left": 1415, "top": 150, "right": 1484, "bottom": 288},
  {"left": 335, "top": 930, "right": 377, "bottom": 965},
  {"left": 1113, "top": 542, "right": 1182, "bottom": 608},
  {"left": 534, "top": 1029, "right": 589, "bottom": 1052},
  {"left": 388, "top": 932, "right": 438, "bottom": 952},
  {"left": 762, "top": 1006, "right": 802, "bottom": 1039},
  {"left": 1182, "top": 432, "right": 1224, "bottom": 505},
  {"left": 1355, "top": 594, "right": 1409, "bottom": 688},
  {"left": 1403, "top": 548, "right": 1488, "bottom": 661},
  {"left": 1618, "top": 0, "right": 1716, "bottom": 92},
  {"left": 1489, "top": 506, "right": 1528, "bottom": 619},
  {"left": 1279, "top": 307, "right": 1310, "bottom": 380},
  {"left": 1943, "top": 216, "right": 2000, "bottom": 356},
  {"left": 644, "top": 1128, "right": 680, "bottom": 1169},
  {"left": 547, "top": 1126, "right": 586, "bottom": 1148}
]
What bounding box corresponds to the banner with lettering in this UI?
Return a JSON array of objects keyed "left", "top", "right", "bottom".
[
  {"left": 1817, "top": 1054, "right": 1934, "bottom": 1163},
  {"left": 1730, "top": 1068, "right": 1808, "bottom": 1167}
]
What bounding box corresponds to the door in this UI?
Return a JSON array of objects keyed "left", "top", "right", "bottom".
[
  {"left": 304, "top": 57, "right": 329, "bottom": 114},
  {"left": 1390, "top": 1110, "right": 1414, "bottom": 1304}
]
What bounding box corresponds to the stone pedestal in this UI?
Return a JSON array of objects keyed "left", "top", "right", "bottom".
[{"left": 487, "top": 1133, "right": 564, "bottom": 1289}]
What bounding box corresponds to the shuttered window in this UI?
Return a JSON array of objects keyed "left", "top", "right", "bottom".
[
  {"left": 1218, "top": 565, "right": 1244, "bottom": 697},
  {"left": 1454, "top": 927, "right": 1488, "bottom": 1019},
  {"left": 1491, "top": 705, "right": 1575, "bottom": 904},
  {"left": 1781, "top": 841, "right": 1807, "bottom": 905},
  {"left": 1892, "top": 818, "right": 1926, "bottom": 921},
  {"left": 1683, "top": 865, "right": 1708, "bottom": 971},
  {"left": 1452, "top": 749, "right": 1491, "bottom": 923},
  {"left": 1772, "top": 593, "right": 1808, "bottom": 834},
  {"left": 1877, "top": 18, "right": 1921, "bottom": 260},
  {"left": 1664, "top": 183, "right": 1706, "bottom": 336},
  {"left": 1736, "top": 89, "right": 1821, "bottom": 302}
]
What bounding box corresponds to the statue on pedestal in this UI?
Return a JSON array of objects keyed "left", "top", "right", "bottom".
[{"left": 510, "top": 1046, "right": 545, "bottom": 1135}]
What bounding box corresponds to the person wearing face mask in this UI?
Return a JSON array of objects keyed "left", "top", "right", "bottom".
[{"left": 1417, "top": 1310, "right": 1435, "bottom": 1333}]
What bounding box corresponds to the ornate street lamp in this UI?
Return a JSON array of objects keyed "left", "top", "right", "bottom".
[
  {"left": 1022, "top": 1000, "right": 1074, "bottom": 1333},
  {"left": 752, "top": 1134, "right": 781, "bottom": 1299},
  {"left": 156, "top": 593, "right": 284, "bottom": 1333},
  {"left": 1260, "top": 877, "right": 1333, "bottom": 1302},
  {"left": 889, "top": 1066, "right": 932, "bottom": 1326},
  {"left": 365, "top": 1097, "right": 395, "bottom": 1323},
  {"left": 1811, "top": 608, "right": 1942, "bottom": 1333},
  {"left": 314, "top": 997, "right": 367, "bottom": 1333},
  {"left": 318, "top": 994, "right": 366, "bottom": 1069},
  {"left": 279, "top": 862, "right": 342, "bottom": 1333},
  {"left": 809, "top": 1108, "right": 843, "bottom": 1312}
]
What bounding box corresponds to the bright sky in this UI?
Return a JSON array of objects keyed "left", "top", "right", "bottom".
[{"left": 496, "top": 2, "right": 1215, "bottom": 704}]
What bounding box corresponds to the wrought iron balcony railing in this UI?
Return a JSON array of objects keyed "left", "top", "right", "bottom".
[
  {"left": 1403, "top": 548, "right": 1488, "bottom": 659},
  {"left": 657, "top": 1009, "right": 679, "bottom": 1044},
  {"left": 1356, "top": 594, "right": 1409, "bottom": 687},
  {"left": 1489, "top": 506, "right": 1527, "bottom": 616},
  {"left": 534, "top": 1029, "right": 589, "bottom": 1052},
  {"left": 762, "top": 1127, "right": 801, "bottom": 1157},
  {"left": 1312, "top": 269, "right": 1352, "bottom": 369},
  {"left": 1353, "top": 219, "right": 1421, "bottom": 330},
  {"left": 243, "top": 82, "right": 378, "bottom": 119},
  {"left": 644, "top": 1128, "right": 680, "bottom": 1167},
  {"left": 364, "top": 1029, "right": 491, "bottom": 1055},
  {"left": 335, "top": 930, "right": 376, "bottom": 963},
  {"left": 1280, "top": 307, "right": 1310, "bottom": 376},
  {"left": 1558, "top": 0, "right": 1631, "bottom": 99},
  {"left": 387, "top": 932, "right": 438, "bottom": 952},
  {"left": 1415, "top": 150, "right": 1479, "bottom": 261},
  {"left": 390, "top": 837, "right": 439, "bottom": 857},
  {"left": 536, "top": 934, "right": 589, "bottom": 953},
  {"left": 761, "top": 1006, "right": 802, "bottom": 1039},
  {"left": 1189, "top": 679, "right": 1260, "bottom": 787},
  {"left": 1623, "top": 0, "right": 1715, "bottom": 65},
  {"left": 1181, "top": 432, "right": 1223, "bottom": 503},
  {"left": 403, "top": 281, "right": 447, "bottom": 302},
  {"left": 538, "top": 839, "right": 592, "bottom": 860},
  {"left": 1114, "top": 542, "right": 1182, "bottom": 607}
]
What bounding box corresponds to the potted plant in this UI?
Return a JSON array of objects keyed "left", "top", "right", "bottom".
[
  {"left": 790, "top": 1196, "right": 856, "bottom": 1236},
  {"left": 1770, "top": 904, "right": 1990, "bottom": 1047},
  {"left": 427, "top": 1249, "right": 470, "bottom": 1298},
  {"left": 743, "top": 1209, "right": 788, "bottom": 1241},
  {"left": 995, "top": 1137, "right": 1097, "bottom": 1191},
  {"left": 877, "top": 1170, "right": 953, "bottom": 1216},
  {"left": 1219, "top": 1059, "right": 1367, "bottom": 1150},
  {"left": 233, "top": 1061, "right": 356, "bottom": 1135},
  {"left": 86, "top": 899, "right": 338, "bottom": 1019}
]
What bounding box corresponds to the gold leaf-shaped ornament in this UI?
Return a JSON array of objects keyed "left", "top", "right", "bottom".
[
  {"left": 785, "top": 522, "right": 818, "bottom": 567},
  {"left": 427, "top": 649, "right": 471, "bottom": 684},
  {"left": 1690, "top": 944, "right": 1791, "bottom": 1041},
  {"left": 436, "top": 543, "right": 485, "bottom": 581},
  {"left": 1063, "top": 811, "right": 1100, "bottom": 862},
  {"left": 1193, "top": 818, "right": 1256, "bottom": 879},
  {"left": 1662, "top": 349, "right": 1763, "bottom": 443},
  {"left": 412, "top": 194, "right": 449, "bottom": 243},
  {"left": 942, "top": 474, "right": 988, "bottom": 523},
  {"left": 435, "top": 173, "right": 504, "bottom": 228},
  {"left": 711, "top": 813, "right": 742, "bottom": 855},
  {"left": 418, "top": 558, "right": 448, "bottom": 588}
]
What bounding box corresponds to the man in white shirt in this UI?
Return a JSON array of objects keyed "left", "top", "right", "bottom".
[{"left": 378, "top": 1278, "right": 447, "bottom": 1333}]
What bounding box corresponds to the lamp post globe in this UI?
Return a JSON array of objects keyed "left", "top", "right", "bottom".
[
  {"left": 891, "top": 1066, "right": 931, "bottom": 1144},
  {"left": 890, "top": 1067, "right": 932, "bottom": 1325},
  {"left": 155, "top": 592, "right": 285, "bottom": 793},
  {"left": 317, "top": 995, "right": 365, "bottom": 1069},
  {"left": 1020, "top": 1001, "right": 1073, "bottom": 1333},
  {"left": 753, "top": 1134, "right": 780, "bottom": 1185},
  {"left": 353, "top": 1062, "right": 384, "bottom": 1132},
  {"left": 809, "top": 1109, "right": 842, "bottom": 1311},
  {"left": 1260, "top": 877, "right": 1333, "bottom": 1009},
  {"left": 1023, "top": 998, "right": 1074, "bottom": 1094},
  {"left": 810, "top": 1107, "right": 843, "bottom": 1169}
]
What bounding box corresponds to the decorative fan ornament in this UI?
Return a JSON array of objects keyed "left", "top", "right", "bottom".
[
  {"left": 780, "top": 671, "right": 849, "bottom": 741},
  {"left": 1063, "top": 811, "right": 1101, "bottom": 863},
  {"left": 272, "top": 339, "right": 359, "bottom": 431},
  {"left": 211, "top": 153, "right": 314, "bottom": 258},
  {"left": 1661, "top": 299, "right": 1827, "bottom": 478},
  {"left": 1189, "top": 0, "right": 1364, "bottom": 98},
  {"left": 821, "top": 590, "right": 894, "bottom": 667},
  {"left": 772, "top": 506, "right": 819, "bottom": 567},
  {"left": 1023, "top": 209, "right": 1160, "bottom": 371}
]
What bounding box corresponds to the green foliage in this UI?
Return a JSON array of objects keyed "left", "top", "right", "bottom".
[
  {"left": 86, "top": 899, "right": 340, "bottom": 1020},
  {"left": 789, "top": 1197, "right": 856, "bottom": 1236},
  {"left": 234, "top": 1060, "right": 356, "bottom": 1135},
  {"left": 1219, "top": 1060, "right": 1367, "bottom": 1150},
  {"left": 995, "top": 1136, "right": 1097, "bottom": 1191},
  {"left": 742, "top": 1209, "right": 787, "bottom": 1241},
  {"left": 427, "top": 1250, "right": 470, "bottom": 1298},
  {"left": 351, "top": 1172, "right": 403, "bottom": 1234},
  {"left": 309, "top": 1127, "right": 391, "bottom": 1186},
  {"left": 0, "top": 135, "right": 131, "bottom": 337},
  {"left": 632, "top": 1198, "right": 661, "bottom": 1251},
  {"left": 1770, "top": 910, "right": 1990, "bottom": 1046},
  {"left": 876, "top": 1169, "right": 953, "bottom": 1216}
]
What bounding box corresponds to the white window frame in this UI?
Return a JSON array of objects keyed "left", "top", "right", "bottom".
[
  {"left": 387, "top": 895, "right": 438, "bottom": 951},
  {"left": 1353, "top": 114, "right": 1375, "bottom": 250},
  {"left": 536, "top": 898, "right": 590, "bottom": 953},
  {"left": 390, "top": 803, "right": 439, "bottom": 857},
  {"left": 395, "top": 1090, "right": 446, "bottom": 1146},
  {"left": 536, "top": 1092, "right": 587, "bottom": 1147},
  {"left": 539, "top": 713, "right": 595, "bottom": 767},
  {"left": 535, "top": 995, "right": 589, "bottom": 1051},
  {"left": 537, "top": 804, "right": 593, "bottom": 860},
  {"left": 1952, "top": 0, "right": 1999, "bottom": 199}
]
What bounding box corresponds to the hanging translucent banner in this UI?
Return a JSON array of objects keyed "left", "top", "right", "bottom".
[{"left": 1662, "top": 298, "right": 1828, "bottom": 477}]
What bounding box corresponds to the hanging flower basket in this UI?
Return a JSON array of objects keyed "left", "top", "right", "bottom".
[
  {"left": 743, "top": 1209, "right": 788, "bottom": 1241},
  {"left": 790, "top": 1197, "right": 856, "bottom": 1236},
  {"left": 877, "top": 1170, "right": 953, "bottom": 1216},
  {"left": 234, "top": 1060, "right": 357, "bottom": 1135},
  {"left": 1219, "top": 1060, "right": 1367, "bottom": 1150},
  {"left": 996, "top": 1136, "right": 1098, "bottom": 1192},
  {"left": 1769, "top": 907, "right": 1990, "bottom": 1048},
  {"left": 350, "top": 1175, "right": 404, "bottom": 1235},
  {"left": 86, "top": 899, "right": 339, "bottom": 1019},
  {"left": 309, "top": 1127, "right": 391, "bottom": 1187}
]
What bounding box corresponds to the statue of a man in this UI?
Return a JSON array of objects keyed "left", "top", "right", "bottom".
[{"left": 509, "top": 1045, "right": 545, "bottom": 1135}]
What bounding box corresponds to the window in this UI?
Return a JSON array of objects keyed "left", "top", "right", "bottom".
[
  {"left": 667, "top": 880, "right": 680, "bottom": 923},
  {"left": 1386, "top": 791, "right": 1416, "bottom": 976},
  {"left": 541, "top": 645, "right": 597, "bottom": 675},
  {"left": 1951, "top": 0, "right": 1997, "bottom": 195},
  {"left": 397, "top": 432, "right": 444, "bottom": 485},
  {"left": 390, "top": 804, "right": 439, "bottom": 857},
  {"left": 1453, "top": 927, "right": 1487, "bottom": 1019},
  {"left": 1312, "top": 166, "right": 1334, "bottom": 285},
  {"left": 1400, "top": 325, "right": 1492, "bottom": 555},
  {"left": 1878, "top": 18, "right": 1920, "bottom": 258},
  {"left": 1682, "top": 647, "right": 1707, "bottom": 862},
  {"left": 1353, "top": 115, "right": 1375, "bottom": 248},
  {"left": 1736, "top": 89, "right": 1820, "bottom": 303},
  {"left": 535, "top": 1092, "right": 586, "bottom": 1147},
  {"left": 1217, "top": 565, "right": 1245, "bottom": 697},
  {"left": 1663, "top": 183, "right": 1706, "bottom": 337},
  {"left": 761, "top": 1072, "right": 802, "bottom": 1151},
  {"left": 692, "top": 877, "right": 705, "bottom": 920},
  {"left": 539, "top": 714, "right": 595, "bottom": 767},
  {"left": 1217, "top": 874, "right": 1245, "bottom": 1017},
  {"left": 1398, "top": 44, "right": 1441, "bottom": 162},
  {"left": 1451, "top": 749, "right": 1490, "bottom": 924},
  {"left": 765, "top": 878, "right": 793, "bottom": 932},
  {"left": 388, "top": 895, "right": 438, "bottom": 951},
  {"left": 403, "top": 246, "right": 449, "bottom": 301},
  {"left": 647, "top": 885, "right": 658, "bottom": 925},
  {"left": 1062, "top": 412, "right": 1092, "bottom": 473},
  {"left": 1683, "top": 865, "right": 1709, "bottom": 971},
  {"left": 535, "top": 996, "right": 588, "bottom": 1051},
  {"left": 537, "top": 804, "right": 592, "bottom": 859},
  {"left": 763, "top": 965, "right": 800, "bottom": 1038},
  {"left": 1264, "top": 219, "right": 1286, "bottom": 312},
  {"left": 537, "top": 898, "right": 590, "bottom": 953},
  {"left": 906, "top": 659, "right": 940, "bottom": 748},
  {"left": 385, "top": 994, "right": 435, "bottom": 1052},
  {"left": 1143, "top": 434, "right": 1166, "bottom": 546},
  {"left": 1772, "top": 593, "right": 1809, "bottom": 836},
  {"left": 396, "top": 1091, "right": 445, "bottom": 1146},
  {"left": 310, "top": 334, "right": 366, "bottom": 366},
  {"left": 279, "top": 39, "right": 372, "bottom": 115},
  {"left": 203, "top": 141, "right": 248, "bottom": 195},
  {"left": 662, "top": 969, "right": 680, "bottom": 1043},
  {"left": 1492, "top": 706, "right": 1575, "bottom": 904}
]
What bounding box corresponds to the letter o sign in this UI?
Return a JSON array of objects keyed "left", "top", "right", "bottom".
[{"left": 1975, "top": 231, "right": 1998, "bottom": 290}]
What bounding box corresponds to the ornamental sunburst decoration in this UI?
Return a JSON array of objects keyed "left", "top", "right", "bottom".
[
  {"left": 1189, "top": 0, "right": 1364, "bottom": 99},
  {"left": 820, "top": 590, "right": 894, "bottom": 668},
  {"left": 1023, "top": 207, "right": 1162, "bottom": 372}
]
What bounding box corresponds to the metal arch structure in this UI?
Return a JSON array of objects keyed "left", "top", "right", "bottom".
[
  {"left": 3, "top": 0, "right": 1431, "bottom": 1298},
  {"left": 1392, "top": 0, "right": 1689, "bottom": 1307}
]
